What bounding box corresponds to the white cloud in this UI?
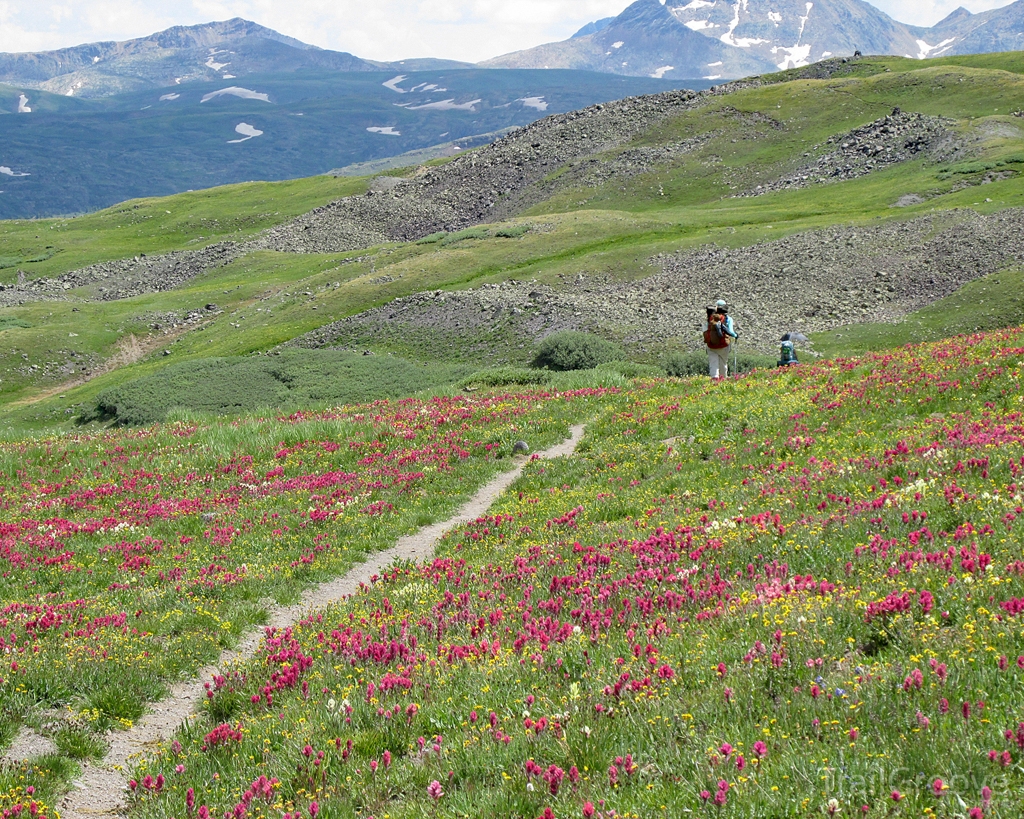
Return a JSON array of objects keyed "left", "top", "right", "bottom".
[{"left": 0, "top": 0, "right": 1018, "bottom": 62}]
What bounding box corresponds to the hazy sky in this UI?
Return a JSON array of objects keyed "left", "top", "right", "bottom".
[{"left": 0, "top": 0, "right": 1016, "bottom": 62}]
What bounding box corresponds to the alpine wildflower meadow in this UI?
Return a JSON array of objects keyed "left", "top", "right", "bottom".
[{"left": 4, "top": 329, "right": 1024, "bottom": 819}]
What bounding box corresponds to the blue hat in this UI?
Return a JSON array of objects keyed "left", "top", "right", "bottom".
[{"left": 715, "top": 300, "right": 727, "bottom": 308}]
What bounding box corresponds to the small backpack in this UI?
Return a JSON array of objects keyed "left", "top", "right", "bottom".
[
  {"left": 779, "top": 340, "right": 797, "bottom": 365},
  {"left": 704, "top": 314, "right": 730, "bottom": 349}
]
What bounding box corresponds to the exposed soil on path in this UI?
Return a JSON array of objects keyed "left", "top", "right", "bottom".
[{"left": 54, "top": 424, "right": 586, "bottom": 819}]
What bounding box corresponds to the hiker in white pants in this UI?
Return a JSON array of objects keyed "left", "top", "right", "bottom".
[
  {"left": 707, "top": 345, "right": 730, "bottom": 378},
  {"left": 704, "top": 300, "right": 738, "bottom": 379}
]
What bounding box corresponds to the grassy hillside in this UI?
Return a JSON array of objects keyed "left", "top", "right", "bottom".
[
  {"left": 0, "top": 176, "right": 369, "bottom": 278},
  {"left": 3, "top": 55, "right": 1024, "bottom": 429}
]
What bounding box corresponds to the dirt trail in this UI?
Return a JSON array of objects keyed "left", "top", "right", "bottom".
[{"left": 54, "top": 424, "right": 586, "bottom": 819}]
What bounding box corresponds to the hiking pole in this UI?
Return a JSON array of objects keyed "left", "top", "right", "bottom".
[{"left": 733, "top": 336, "right": 739, "bottom": 377}]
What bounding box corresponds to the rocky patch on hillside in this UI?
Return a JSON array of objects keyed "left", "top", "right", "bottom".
[
  {"left": 0, "top": 243, "right": 242, "bottom": 306},
  {"left": 56, "top": 242, "right": 243, "bottom": 301},
  {"left": 294, "top": 208, "right": 1024, "bottom": 359},
  {"left": 562, "top": 134, "right": 715, "bottom": 190},
  {"left": 741, "top": 110, "right": 962, "bottom": 197}
]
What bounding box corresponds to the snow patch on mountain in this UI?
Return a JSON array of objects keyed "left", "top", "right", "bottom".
[
  {"left": 916, "top": 38, "right": 957, "bottom": 59},
  {"left": 772, "top": 2, "right": 814, "bottom": 69},
  {"left": 0, "top": 166, "right": 30, "bottom": 177},
  {"left": 686, "top": 20, "right": 717, "bottom": 31},
  {"left": 408, "top": 99, "right": 482, "bottom": 112},
  {"left": 367, "top": 126, "right": 401, "bottom": 136},
  {"left": 227, "top": 123, "right": 263, "bottom": 143},
  {"left": 721, "top": 0, "right": 769, "bottom": 48},
  {"left": 159, "top": 93, "right": 180, "bottom": 101},
  {"left": 519, "top": 96, "right": 549, "bottom": 111},
  {"left": 650, "top": 66, "right": 675, "bottom": 79},
  {"left": 17, "top": 94, "right": 30, "bottom": 113},
  {"left": 201, "top": 87, "right": 271, "bottom": 103},
  {"left": 205, "top": 49, "right": 231, "bottom": 72},
  {"left": 383, "top": 75, "right": 408, "bottom": 93},
  {"left": 768, "top": 11, "right": 782, "bottom": 23}
]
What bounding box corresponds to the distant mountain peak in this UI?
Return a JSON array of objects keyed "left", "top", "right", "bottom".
[
  {"left": 572, "top": 17, "right": 616, "bottom": 39},
  {"left": 144, "top": 18, "right": 317, "bottom": 52},
  {"left": 0, "top": 19, "right": 369, "bottom": 98},
  {"left": 936, "top": 7, "right": 974, "bottom": 25}
]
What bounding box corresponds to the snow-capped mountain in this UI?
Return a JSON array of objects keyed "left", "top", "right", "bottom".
[
  {"left": 666, "top": 0, "right": 921, "bottom": 74},
  {"left": 483, "top": 0, "right": 1024, "bottom": 80}
]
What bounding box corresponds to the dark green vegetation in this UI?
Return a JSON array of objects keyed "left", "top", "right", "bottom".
[
  {"left": 0, "top": 69, "right": 706, "bottom": 218},
  {"left": 4, "top": 54, "right": 1024, "bottom": 430},
  {"left": 84, "top": 349, "right": 474, "bottom": 425},
  {"left": 532, "top": 330, "right": 625, "bottom": 371}
]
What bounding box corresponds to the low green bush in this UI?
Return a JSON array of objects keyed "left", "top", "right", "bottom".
[
  {"left": 415, "top": 231, "right": 447, "bottom": 244},
  {"left": 460, "top": 366, "right": 553, "bottom": 389},
  {"left": 532, "top": 331, "right": 626, "bottom": 371},
  {"left": 82, "top": 350, "right": 473, "bottom": 425},
  {"left": 495, "top": 224, "right": 531, "bottom": 239},
  {"left": 440, "top": 227, "right": 489, "bottom": 246},
  {"left": 595, "top": 360, "right": 665, "bottom": 378}
]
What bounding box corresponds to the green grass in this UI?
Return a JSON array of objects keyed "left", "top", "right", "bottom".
[
  {"left": 0, "top": 389, "right": 596, "bottom": 817},
  {"left": 0, "top": 175, "right": 369, "bottom": 283}
]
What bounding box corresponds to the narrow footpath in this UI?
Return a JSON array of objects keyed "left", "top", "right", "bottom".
[{"left": 55, "top": 424, "right": 586, "bottom": 819}]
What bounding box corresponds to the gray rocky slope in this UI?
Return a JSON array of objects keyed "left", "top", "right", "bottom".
[
  {"left": 2, "top": 81, "right": 736, "bottom": 305},
  {"left": 293, "top": 209, "right": 1024, "bottom": 357},
  {"left": 0, "top": 66, "right": 975, "bottom": 323}
]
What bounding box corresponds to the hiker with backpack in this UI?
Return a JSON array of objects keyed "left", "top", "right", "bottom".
[
  {"left": 704, "top": 300, "right": 738, "bottom": 379},
  {"left": 778, "top": 333, "right": 799, "bottom": 367}
]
